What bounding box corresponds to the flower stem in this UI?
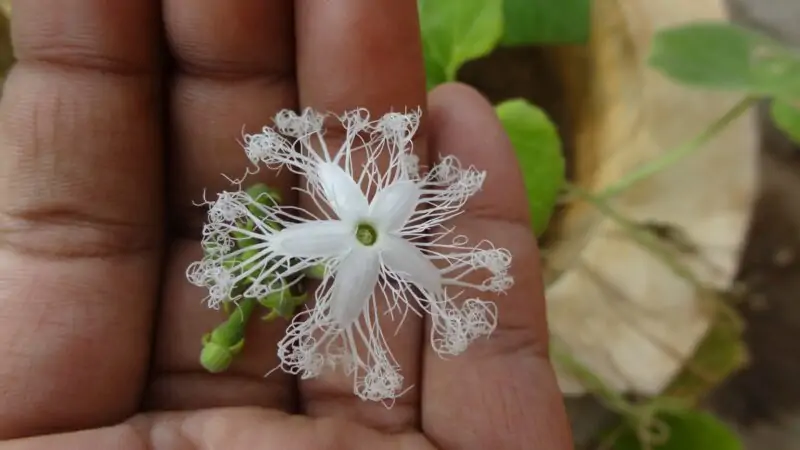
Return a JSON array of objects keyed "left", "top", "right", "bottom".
[
  {"left": 200, "top": 297, "right": 257, "bottom": 373},
  {"left": 597, "top": 96, "right": 757, "bottom": 199}
]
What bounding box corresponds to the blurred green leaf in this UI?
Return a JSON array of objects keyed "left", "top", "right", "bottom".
[
  {"left": 648, "top": 22, "right": 800, "bottom": 98},
  {"left": 613, "top": 411, "right": 742, "bottom": 450},
  {"left": 663, "top": 306, "right": 747, "bottom": 404},
  {"left": 501, "top": 0, "right": 590, "bottom": 46},
  {"left": 771, "top": 99, "right": 800, "bottom": 145},
  {"left": 496, "top": 99, "right": 565, "bottom": 235},
  {"left": 418, "top": 0, "right": 504, "bottom": 89}
]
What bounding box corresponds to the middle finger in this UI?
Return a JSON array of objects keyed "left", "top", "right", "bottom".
[
  {"left": 148, "top": 0, "right": 298, "bottom": 412},
  {"left": 293, "top": 0, "right": 428, "bottom": 432}
]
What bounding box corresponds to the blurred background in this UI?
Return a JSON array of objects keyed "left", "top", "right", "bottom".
[
  {"left": 426, "top": 0, "right": 800, "bottom": 447},
  {"left": 1, "top": 1, "right": 799, "bottom": 449}
]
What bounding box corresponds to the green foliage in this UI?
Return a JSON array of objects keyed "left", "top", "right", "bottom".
[
  {"left": 648, "top": 22, "right": 800, "bottom": 98},
  {"left": 417, "top": 0, "right": 591, "bottom": 87},
  {"left": 771, "top": 99, "right": 800, "bottom": 145},
  {"left": 502, "top": 0, "right": 590, "bottom": 46},
  {"left": 495, "top": 99, "right": 565, "bottom": 235},
  {"left": 613, "top": 411, "right": 742, "bottom": 450},
  {"left": 417, "top": 0, "right": 569, "bottom": 237},
  {"left": 418, "top": 0, "right": 504, "bottom": 89},
  {"left": 664, "top": 307, "right": 747, "bottom": 403}
]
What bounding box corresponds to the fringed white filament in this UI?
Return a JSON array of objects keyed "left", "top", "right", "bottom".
[{"left": 187, "top": 107, "right": 514, "bottom": 404}]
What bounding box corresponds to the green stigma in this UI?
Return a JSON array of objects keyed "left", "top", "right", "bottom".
[{"left": 355, "top": 223, "right": 378, "bottom": 246}]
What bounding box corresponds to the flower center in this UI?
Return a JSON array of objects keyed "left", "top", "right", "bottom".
[{"left": 355, "top": 222, "right": 378, "bottom": 246}]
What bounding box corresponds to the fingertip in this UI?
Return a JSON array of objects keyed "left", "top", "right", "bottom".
[
  {"left": 427, "top": 82, "right": 530, "bottom": 226},
  {"left": 295, "top": 0, "right": 426, "bottom": 117},
  {"left": 428, "top": 82, "right": 495, "bottom": 132},
  {"left": 429, "top": 82, "right": 490, "bottom": 107},
  {"left": 12, "top": 0, "right": 160, "bottom": 73}
]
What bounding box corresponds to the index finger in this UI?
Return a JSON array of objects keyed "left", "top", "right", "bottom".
[{"left": 421, "top": 84, "right": 573, "bottom": 450}]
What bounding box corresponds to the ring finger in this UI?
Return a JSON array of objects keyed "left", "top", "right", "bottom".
[{"left": 146, "top": 0, "right": 299, "bottom": 412}]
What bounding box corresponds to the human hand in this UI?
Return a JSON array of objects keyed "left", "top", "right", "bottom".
[{"left": 0, "top": 1, "right": 572, "bottom": 449}]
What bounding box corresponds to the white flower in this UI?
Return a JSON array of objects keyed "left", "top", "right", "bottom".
[{"left": 187, "top": 108, "right": 513, "bottom": 404}]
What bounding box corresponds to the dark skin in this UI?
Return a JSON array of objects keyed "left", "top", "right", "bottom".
[{"left": 0, "top": 1, "right": 573, "bottom": 449}]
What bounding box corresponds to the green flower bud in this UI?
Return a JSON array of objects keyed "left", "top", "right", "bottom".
[
  {"left": 232, "top": 218, "right": 257, "bottom": 249},
  {"left": 199, "top": 298, "right": 256, "bottom": 374},
  {"left": 246, "top": 184, "right": 282, "bottom": 210},
  {"left": 304, "top": 264, "right": 326, "bottom": 280},
  {"left": 200, "top": 335, "right": 244, "bottom": 373},
  {"left": 259, "top": 287, "right": 308, "bottom": 321},
  {"left": 221, "top": 256, "right": 243, "bottom": 272},
  {"left": 202, "top": 241, "right": 221, "bottom": 258}
]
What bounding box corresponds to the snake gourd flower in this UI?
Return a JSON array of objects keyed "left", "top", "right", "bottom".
[{"left": 187, "top": 107, "right": 513, "bottom": 404}]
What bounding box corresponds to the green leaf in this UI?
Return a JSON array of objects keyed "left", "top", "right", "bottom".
[
  {"left": 613, "top": 411, "right": 742, "bottom": 450},
  {"left": 501, "top": 0, "right": 590, "bottom": 46},
  {"left": 663, "top": 307, "right": 747, "bottom": 404},
  {"left": 771, "top": 99, "right": 800, "bottom": 145},
  {"left": 418, "top": 0, "right": 504, "bottom": 89},
  {"left": 496, "top": 99, "right": 565, "bottom": 236},
  {"left": 648, "top": 22, "right": 800, "bottom": 98}
]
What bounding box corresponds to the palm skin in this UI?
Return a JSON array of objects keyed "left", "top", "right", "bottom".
[{"left": 0, "top": 1, "right": 572, "bottom": 449}]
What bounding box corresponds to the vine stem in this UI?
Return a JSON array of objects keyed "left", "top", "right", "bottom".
[{"left": 597, "top": 96, "right": 757, "bottom": 199}]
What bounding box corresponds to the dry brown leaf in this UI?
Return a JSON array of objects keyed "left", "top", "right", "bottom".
[{"left": 544, "top": 0, "right": 757, "bottom": 396}]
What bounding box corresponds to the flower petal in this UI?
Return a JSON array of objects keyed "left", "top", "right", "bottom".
[
  {"left": 271, "top": 220, "right": 353, "bottom": 258},
  {"left": 330, "top": 246, "right": 380, "bottom": 327},
  {"left": 381, "top": 235, "right": 442, "bottom": 295},
  {"left": 368, "top": 179, "right": 421, "bottom": 232},
  {"left": 317, "top": 162, "right": 369, "bottom": 222}
]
